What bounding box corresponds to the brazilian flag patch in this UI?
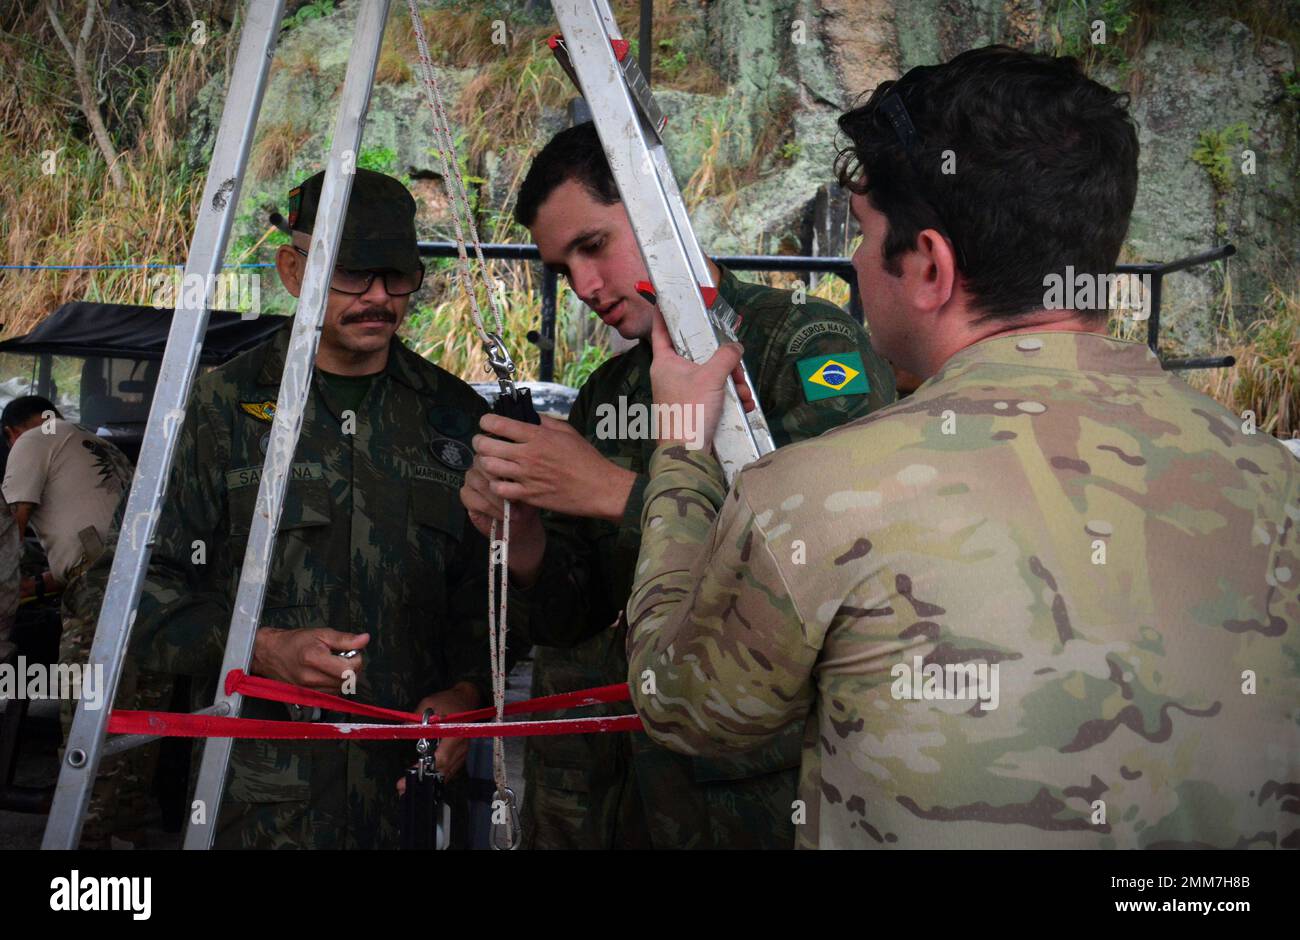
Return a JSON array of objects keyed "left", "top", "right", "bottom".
[{"left": 796, "top": 352, "right": 869, "bottom": 402}]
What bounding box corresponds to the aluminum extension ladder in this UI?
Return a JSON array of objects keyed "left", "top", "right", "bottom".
[{"left": 43, "top": 0, "right": 771, "bottom": 850}]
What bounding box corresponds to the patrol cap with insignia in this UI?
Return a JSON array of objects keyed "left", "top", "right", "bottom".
[{"left": 272, "top": 168, "right": 421, "bottom": 275}]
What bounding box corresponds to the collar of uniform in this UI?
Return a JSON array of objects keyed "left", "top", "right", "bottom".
[
  {"left": 934, "top": 330, "right": 1165, "bottom": 379},
  {"left": 714, "top": 263, "right": 754, "bottom": 341},
  {"left": 255, "top": 325, "right": 434, "bottom": 394}
]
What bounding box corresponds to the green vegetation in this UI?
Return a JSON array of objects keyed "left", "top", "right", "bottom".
[
  {"left": 283, "top": 1, "right": 335, "bottom": 33},
  {"left": 1048, "top": 0, "right": 1142, "bottom": 80},
  {"left": 1284, "top": 70, "right": 1300, "bottom": 100},
  {"left": 1191, "top": 122, "right": 1250, "bottom": 237},
  {"left": 357, "top": 145, "right": 400, "bottom": 175}
]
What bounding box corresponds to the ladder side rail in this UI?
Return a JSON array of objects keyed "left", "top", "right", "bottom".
[
  {"left": 42, "top": 0, "right": 289, "bottom": 850},
  {"left": 183, "top": 0, "right": 392, "bottom": 850},
  {"left": 590, "top": 0, "right": 713, "bottom": 284},
  {"left": 600, "top": 0, "right": 776, "bottom": 455},
  {"left": 554, "top": 1, "right": 766, "bottom": 477}
]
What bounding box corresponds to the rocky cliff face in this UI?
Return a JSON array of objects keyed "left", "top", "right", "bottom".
[{"left": 194, "top": 0, "right": 1297, "bottom": 349}]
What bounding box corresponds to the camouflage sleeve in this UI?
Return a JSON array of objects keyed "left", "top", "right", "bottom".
[
  {"left": 625, "top": 444, "right": 817, "bottom": 757},
  {"left": 758, "top": 300, "right": 896, "bottom": 447},
  {"left": 514, "top": 379, "right": 628, "bottom": 648},
  {"left": 122, "top": 397, "right": 235, "bottom": 677}
]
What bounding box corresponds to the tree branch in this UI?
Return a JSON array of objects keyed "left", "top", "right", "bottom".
[{"left": 45, "top": 0, "right": 124, "bottom": 190}]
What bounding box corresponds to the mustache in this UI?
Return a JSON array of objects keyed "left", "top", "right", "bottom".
[{"left": 341, "top": 309, "right": 398, "bottom": 324}]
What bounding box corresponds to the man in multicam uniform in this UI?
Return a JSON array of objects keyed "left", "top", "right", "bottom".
[
  {"left": 626, "top": 46, "right": 1300, "bottom": 849},
  {"left": 84, "top": 169, "right": 495, "bottom": 849},
  {"left": 461, "top": 122, "right": 895, "bottom": 848}
]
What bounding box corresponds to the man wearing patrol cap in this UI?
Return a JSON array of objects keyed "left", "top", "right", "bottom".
[{"left": 83, "top": 168, "right": 496, "bottom": 848}]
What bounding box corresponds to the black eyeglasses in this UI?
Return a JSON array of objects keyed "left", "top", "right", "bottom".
[{"left": 292, "top": 247, "right": 425, "bottom": 296}]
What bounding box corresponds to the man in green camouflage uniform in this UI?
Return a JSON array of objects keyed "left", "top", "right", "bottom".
[
  {"left": 87, "top": 170, "right": 494, "bottom": 849},
  {"left": 626, "top": 47, "right": 1300, "bottom": 849},
  {"left": 462, "top": 123, "right": 895, "bottom": 848}
]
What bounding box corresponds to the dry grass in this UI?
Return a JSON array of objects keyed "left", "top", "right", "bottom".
[
  {"left": 1190, "top": 285, "right": 1300, "bottom": 439},
  {"left": 0, "top": 14, "right": 225, "bottom": 336},
  {"left": 250, "top": 117, "right": 314, "bottom": 181},
  {"left": 280, "top": 47, "right": 321, "bottom": 82},
  {"left": 375, "top": 45, "right": 413, "bottom": 85},
  {"left": 381, "top": 1, "right": 725, "bottom": 161},
  {"left": 613, "top": 0, "right": 727, "bottom": 95},
  {"left": 683, "top": 103, "right": 741, "bottom": 214}
]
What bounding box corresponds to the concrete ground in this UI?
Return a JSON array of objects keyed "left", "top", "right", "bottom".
[{"left": 0, "top": 660, "right": 533, "bottom": 849}]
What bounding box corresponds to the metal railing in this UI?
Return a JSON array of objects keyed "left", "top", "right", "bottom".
[{"left": 416, "top": 241, "right": 1236, "bottom": 382}]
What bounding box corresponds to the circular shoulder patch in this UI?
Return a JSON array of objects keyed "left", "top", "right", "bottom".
[
  {"left": 430, "top": 434, "right": 474, "bottom": 471},
  {"left": 258, "top": 432, "right": 271, "bottom": 455},
  {"left": 428, "top": 407, "right": 474, "bottom": 439}
]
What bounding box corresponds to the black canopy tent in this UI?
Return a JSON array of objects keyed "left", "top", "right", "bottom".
[
  {"left": 0, "top": 302, "right": 289, "bottom": 462},
  {"left": 0, "top": 301, "right": 288, "bottom": 362},
  {"left": 0, "top": 301, "right": 287, "bottom": 817}
]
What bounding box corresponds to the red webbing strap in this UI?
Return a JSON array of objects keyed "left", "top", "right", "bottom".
[
  {"left": 224, "top": 670, "right": 421, "bottom": 722},
  {"left": 224, "top": 670, "right": 632, "bottom": 725},
  {"left": 107, "top": 710, "right": 643, "bottom": 740},
  {"left": 106, "top": 674, "right": 643, "bottom": 741}
]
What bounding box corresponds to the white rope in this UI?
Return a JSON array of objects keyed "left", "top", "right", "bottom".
[
  {"left": 487, "top": 508, "right": 513, "bottom": 846},
  {"left": 406, "top": 0, "right": 516, "bottom": 848},
  {"left": 405, "top": 0, "right": 505, "bottom": 345}
]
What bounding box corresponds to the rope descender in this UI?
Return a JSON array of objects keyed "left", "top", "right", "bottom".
[{"left": 483, "top": 331, "right": 520, "bottom": 398}]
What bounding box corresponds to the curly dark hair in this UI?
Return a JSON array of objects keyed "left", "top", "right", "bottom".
[{"left": 835, "top": 45, "right": 1140, "bottom": 321}]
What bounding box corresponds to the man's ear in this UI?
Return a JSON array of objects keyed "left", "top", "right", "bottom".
[
  {"left": 904, "top": 228, "right": 959, "bottom": 315},
  {"left": 275, "top": 244, "right": 303, "bottom": 299}
]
